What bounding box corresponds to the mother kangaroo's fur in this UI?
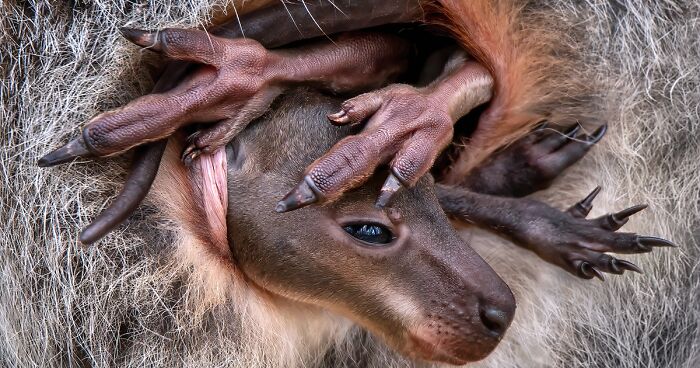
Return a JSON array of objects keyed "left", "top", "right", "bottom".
[{"left": 1, "top": 1, "right": 698, "bottom": 367}]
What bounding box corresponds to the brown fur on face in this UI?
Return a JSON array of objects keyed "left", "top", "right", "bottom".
[{"left": 155, "top": 88, "right": 516, "bottom": 364}]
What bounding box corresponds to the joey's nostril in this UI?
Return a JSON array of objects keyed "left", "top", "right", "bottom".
[{"left": 479, "top": 307, "right": 510, "bottom": 337}]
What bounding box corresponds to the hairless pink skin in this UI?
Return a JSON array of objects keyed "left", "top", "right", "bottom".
[
  {"left": 193, "top": 147, "right": 229, "bottom": 253},
  {"left": 277, "top": 57, "right": 494, "bottom": 212},
  {"left": 39, "top": 30, "right": 410, "bottom": 165}
]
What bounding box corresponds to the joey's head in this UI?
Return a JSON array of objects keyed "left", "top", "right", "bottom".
[{"left": 226, "top": 89, "right": 515, "bottom": 364}]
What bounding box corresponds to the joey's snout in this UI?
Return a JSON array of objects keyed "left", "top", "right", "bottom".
[
  {"left": 401, "top": 236, "right": 516, "bottom": 365},
  {"left": 407, "top": 283, "right": 515, "bottom": 364}
]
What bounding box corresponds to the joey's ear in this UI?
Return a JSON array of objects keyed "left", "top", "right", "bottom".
[
  {"left": 190, "top": 145, "right": 232, "bottom": 261},
  {"left": 152, "top": 137, "right": 233, "bottom": 262}
]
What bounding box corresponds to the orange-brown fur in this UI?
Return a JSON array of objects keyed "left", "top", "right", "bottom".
[{"left": 428, "top": 0, "right": 599, "bottom": 182}]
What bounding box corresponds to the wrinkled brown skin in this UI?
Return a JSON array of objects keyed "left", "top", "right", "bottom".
[
  {"left": 227, "top": 88, "right": 515, "bottom": 365},
  {"left": 48, "top": 30, "right": 411, "bottom": 160},
  {"left": 441, "top": 125, "right": 677, "bottom": 280},
  {"left": 299, "top": 61, "right": 492, "bottom": 206}
]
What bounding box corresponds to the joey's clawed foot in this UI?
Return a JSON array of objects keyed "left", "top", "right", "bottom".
[
  {"left": 463, "top": 122, "right": 607, "bottom": 197},
  {"left": 277, "top": 60, "right": 494, "bottom": 212},
  {"left": 512, "top": 187, "right": 675, "bottom": 280},
  {"left": 39, "top": 30, "right": 410, "bottom": 168},
  {"left": 38, "top": 28, "right": 276, "bottom": 167},
  {"left": 438, "top": 185, "right": 676, "bottom": 280}
]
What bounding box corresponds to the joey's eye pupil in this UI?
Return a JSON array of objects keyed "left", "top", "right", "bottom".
[{"left": 343, "top": 224, "right": 393, "bottom": 245}]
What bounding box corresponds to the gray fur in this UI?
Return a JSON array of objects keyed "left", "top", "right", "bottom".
[{"left": 1, "top": 1, "right": 698, "bottom": 367}]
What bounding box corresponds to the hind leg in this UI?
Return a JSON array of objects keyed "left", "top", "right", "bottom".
[
  {"left": 460, "top": 122, "right": 607, "bottom": 197},
  {"left": 437, "top": 185, "right": 676, "bottom": 280},
  {"left": 278, "top": 54, "right": 496, "bottom": 212},
  {"left": 38, "top": 30, "right": 410, "bottom": 167}
]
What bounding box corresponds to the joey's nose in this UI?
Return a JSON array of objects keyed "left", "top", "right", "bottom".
[
  {"left": 476, "top": 281, "right": 515, "bottom": 338},
  {"left": 479, "top": 306, "right": 512, "bottom": 337}
]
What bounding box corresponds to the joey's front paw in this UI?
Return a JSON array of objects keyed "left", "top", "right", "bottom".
[
  {"left": 39, "top": 27, "right": 277, "bottom": 167},
  {"left": 276, "top": 84, "right": 455, "bottom": 212},
  {"left": 463, "top": 122, "right": 607, "bottom": 197},
  {"left": 512, "top": 187, "right": 676, "bottom": 280},
  {"left": 277, "top": 62, "right": 494, "bottom": 212}
]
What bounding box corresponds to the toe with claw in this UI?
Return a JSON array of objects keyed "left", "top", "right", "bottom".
[
  {"left": 521, "top": 187, "right": 676, "bottom": 279},
  {"left": 280, "top": 61, "right": 494, "bottom": 211},
  {"left": 437, "top": 184, "right": 676, "bottom": 281},
  {"left": 461, "top": 122, "right": 609, "bottom": 198}
]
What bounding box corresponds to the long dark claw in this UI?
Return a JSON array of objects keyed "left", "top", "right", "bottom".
[
  {"left": 614, "top": 259, "right": 643, "bottom": 274},
  {"left": 38, "top": 136, "right": 93, "bottom": 167},
  {"left": 601, "top": 204, "right": 647, "bottom": 230},
  {"left": 119, "top": 27, "right": 160, "bottom": 51},
  {"left": 614, "top": 204, "right": 648, "bottom": 220},
  {"left": 586, "top": 124, "right": 608, "bottom": 144},
  {"left": 376, "top": 173, "right": 403, "bottom": 208},
  {"left": 638, "top": 236, "right": 677, "bottom": 248},
  {"left": 579, "top": 262, "right": 606, "bottom": 281},
  {"left": 79, "top": 142, "right": 165, "bottom": 244},
  {"left": 565, "top": 123, "right": 581, "bottom": 138},
  {"left": 276, "top": 176, "right": 320, "bottom": 213},
  {"left": 608, "top": 258, "right": 623, "bottom": 274},
  {"left": 568, "top": 186, "right": 602, "bottom": 218}
]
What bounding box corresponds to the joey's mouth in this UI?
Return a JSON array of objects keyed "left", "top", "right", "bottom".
[{"left": 405, "top": 323, "right": 500, "bottom": 365}]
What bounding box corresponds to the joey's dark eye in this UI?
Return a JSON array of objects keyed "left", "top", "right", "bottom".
[{"left": 343, "top": 223, "right": 394, "bottom": 245}]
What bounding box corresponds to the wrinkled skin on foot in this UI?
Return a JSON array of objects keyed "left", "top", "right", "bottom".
[
  {"left": 38, "top": 28, "right": 411, "bottom": 167},
  {"left": 40, "top": 27, "right": 493, "bottom": 233},
  {"left": 438, "top": 185, "right": 676, "bottom": 280},
  {"left": 463, "top": 122, "right": 608, "bottom": 197},
  {"left": 277, "top": 60, "right": 494, "bottom": 212},
  {"left": 39, "top": 29, "right": 272, "bottom": 165}
]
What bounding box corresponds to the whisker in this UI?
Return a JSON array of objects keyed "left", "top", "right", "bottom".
[
  {"left": 325, "top": 0, "right": 348, "bottom": 17},
  {"left": 279, "top": 0, "right": 303, "bottom": 37},
  {"left": 231, "top": 1, "right": 246, "bottom": 38},
  {"left": 300, "top": 0, "right": 334, "bottom": 44}
]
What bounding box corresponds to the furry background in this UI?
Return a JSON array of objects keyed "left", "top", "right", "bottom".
[{"left": 1, "top": 1, "right": 698, "bottom": 367}]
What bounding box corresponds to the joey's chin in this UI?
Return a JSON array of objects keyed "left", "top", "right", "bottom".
[{"left": 401, "top": 324, "right": 501, "bottom": 365}]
